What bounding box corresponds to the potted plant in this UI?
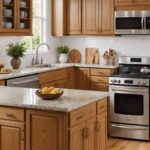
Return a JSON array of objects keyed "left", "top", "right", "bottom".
[
  {"left": 57, "top": 45, "right": 69, "bottom": 63},
  {"left": 6, "top": 42, "right": 26, "bottom": 69}
]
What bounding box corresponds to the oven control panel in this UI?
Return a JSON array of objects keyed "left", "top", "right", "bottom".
[{"left": 109, "top": 77, "right": 149, "bottom": 86}]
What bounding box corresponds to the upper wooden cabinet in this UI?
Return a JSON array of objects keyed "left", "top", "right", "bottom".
[
  {"left": 67, "top": 0, "right": 82, "bottom": 34},
  {"left": 82, "top": 0, "right": 114, "bottom": 35},
  {"left": 0, "top": 0, "right": 32, "bottom": 36},
  {"left": 116, "top": 0, "right": 150, "bottom": 5},
  {"left": 115, "top": 0, "right": 150, "bottom": 10},
  {"left": 82, "top": 0, "right": 99, "bottom": 35},
  {"left": 52, "top": 0, "right": 114, "bottom": 35}
]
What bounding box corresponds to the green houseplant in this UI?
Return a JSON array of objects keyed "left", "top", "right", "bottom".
[
  {"left": 6, "top": 42, "right": 26, "bottom": 69},
  {"left": 56, "top": 46, "right": 69, "bottom": 63}
]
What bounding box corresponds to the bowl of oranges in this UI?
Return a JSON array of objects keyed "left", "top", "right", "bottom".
[{"left": 36, "top": 86, "right": 64, "bottom": 100}]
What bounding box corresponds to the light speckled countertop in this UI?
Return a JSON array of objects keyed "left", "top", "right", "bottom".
[
  {"left": 0, "top": 86, "right": 108, "bottom": 112},
  {"left": 0, "top": 63, "right": 118, "bottom": 80}
]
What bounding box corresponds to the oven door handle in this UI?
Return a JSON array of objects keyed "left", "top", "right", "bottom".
[
  {"left": 112, "top": 123, "right": 147, "bottom": 130},
  {"left": 111, "top": 88, "right": 148, "bottom": 93}
]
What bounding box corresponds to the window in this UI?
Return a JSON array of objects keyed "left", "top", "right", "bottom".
[{"left": 22, "top": 0, "right": 46, "bottom": 51}]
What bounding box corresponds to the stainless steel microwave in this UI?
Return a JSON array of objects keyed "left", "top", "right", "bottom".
[{"left": 115, "top": 11, "right": 150, "bottom": 35}]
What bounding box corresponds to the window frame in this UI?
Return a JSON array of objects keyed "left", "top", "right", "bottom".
[{"left": 24, "top": 0, "right": 46, "bottom": 53}]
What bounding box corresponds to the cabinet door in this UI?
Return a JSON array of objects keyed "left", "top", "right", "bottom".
[
  {"left": 67, "top": 68, "right": 75, "bottom": 89},
  {"left": 0, "top": 80, "right": 5, "bottom": 86},
  {"left": 70, "top": 122, "right": 86, "bottom": 150},
  {"left": 96, "top": 113, "right": 107, "bottom": 150},
  {"left": 26, "top": 110, "right": 63, "bottom": 150},
  {"left": 0, "top": 120, "right": 24, "bottom": 150},
  {"left": 76, "top": 68, "right": 90, "bottom": 90},
  {"left": 86, "top": 117, "right": 97, "bottom": 150},
  {"left": 101, "top": 0, "right": 114, "bottom": 34},
  {"left": 55, "top": 78, "right": 68, "bottom": 88},
  {"left": 17, "top": 0, "right": 32, "bottom": 34},
  {"left": 82, "top": 0, "right": 99, "bottom": 34},
  {"left": 91, "top": 83, "right": 108, "bottom": 91},
  {"left": 0, "top": 0, "right": 17, "bottom": 33},
  {"left": 68, "top": 0, "right": 81, "bottom": 34}
]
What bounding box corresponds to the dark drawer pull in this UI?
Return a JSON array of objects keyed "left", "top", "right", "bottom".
[
  {"left": 76, "top": 115, "right": 82, "bottom": 120},
  {"left": 99, "top": 106, "right": 105, "bottom": 110},
  {"left": 5, "top": 113, "right": 16, "bottom": 118}
]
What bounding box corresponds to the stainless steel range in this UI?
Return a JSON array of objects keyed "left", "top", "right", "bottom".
[{"left": 109, "top": 56, "right": 150, "bottom": 140}]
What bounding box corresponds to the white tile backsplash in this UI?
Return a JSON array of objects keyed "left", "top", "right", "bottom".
[{"left": 60, "top": 35, "right": 150, "bottom": 64}]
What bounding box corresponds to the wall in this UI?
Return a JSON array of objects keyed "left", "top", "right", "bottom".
[
  {"left": 60, "top": 35, "right": 150, "bottom": 64},
  {"left": 0, "top": 0, "right": 60, "bottom": 69}
]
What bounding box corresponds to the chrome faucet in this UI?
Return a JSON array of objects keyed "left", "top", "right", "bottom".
[{"left": 35, "top": 43, "right": 50, "bottom": 65}]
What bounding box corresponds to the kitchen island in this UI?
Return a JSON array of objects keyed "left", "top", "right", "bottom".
[{"left": 0, "top": 86, "right": 108, "bottom": 150}]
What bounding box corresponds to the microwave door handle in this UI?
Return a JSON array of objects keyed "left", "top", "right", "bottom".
[
  {"left": 112, "top": 124, "right": 147, "bottom": 130},
  {"left": 12, "top": 78, "right": 39, "bottom": 85},
  {"left": 141, "top": 17, "right": 144, "bottom": 30}
]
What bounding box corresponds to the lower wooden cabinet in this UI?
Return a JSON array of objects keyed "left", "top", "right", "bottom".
[
  {"left": 0, "top": 80, "right": 5, "bottom": 86},
  {"left": 76, "top": 68, "right": 90, "bottom": 90},
  {"left": 0, "top": 120, "right": 24, "bottom": 150},
  {"left": 25, "top": 98, "right": 107, "bottom": 150},
  {"left": 67, "top": 68, "right": 75, "bottom": 89},
  {"left": 26, "top": 110, "right": 63, "bottom": 150}
]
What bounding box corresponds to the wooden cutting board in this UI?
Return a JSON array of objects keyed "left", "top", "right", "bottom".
[
  {"left": 68, "top": 49, "right": 81, "bottom": 63},
  {"left": 85, "top": 48, "right": 99, "bottom": 64}
]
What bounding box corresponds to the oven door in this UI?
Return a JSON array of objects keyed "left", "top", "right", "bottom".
[{"left": 109, "top": 85, "right": 149, "bottom": 125}]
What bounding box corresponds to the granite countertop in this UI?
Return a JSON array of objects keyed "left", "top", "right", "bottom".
[
  {"left": 0, "top": 63, "right": 118, "bottom": 80},
  {"left": 0, "top": 86, "right": 108, "bottom": 112}
]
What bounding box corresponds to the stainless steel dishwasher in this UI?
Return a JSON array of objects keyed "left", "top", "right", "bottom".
[{"left": 6, "top": 74, "right": 39, "bottom": 88}]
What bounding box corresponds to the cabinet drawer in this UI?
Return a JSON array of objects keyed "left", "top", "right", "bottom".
[
  {"left": 91, "top": 76, "right": 109, "bottom": 83},
  {"left": 97, "top": 98, "right": 107, "bottom": 114},
  {"left": 91, "top": 83, "right": 108, "bottom": 91},
  {"left": 70, "top": 103, "right": 96, "bottom": 126},
  {"left": 0, "top": 107, "right": 24, "bottom": 122},
  {"left": 91, "top": 68, "right": 111, "bottom": 76}
]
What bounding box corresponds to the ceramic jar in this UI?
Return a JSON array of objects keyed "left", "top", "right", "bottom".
[{"left": 59, "top": 54, "right": 68, "bottom": 63}]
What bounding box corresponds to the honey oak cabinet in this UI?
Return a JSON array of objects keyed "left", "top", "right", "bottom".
[
  {"left": 82, "top": 0, "right": 114, "bottom": 35},
  {"left": 0, "top": 107, "right": 25, "bottom": 150},
  {"left": 0, "top": 120, "right": 25, "bottom": 150},
  {"left": 82, "top": 0, "right": 99, "bottom": 35},
  {"left": 0, "top": 0, "right": 32, "bottom": 36},
  {"left": 67, "top": 0, "right": 82, "bottom": 34},
  {"left": 0, "top": 80, "right": 5, "bottom": 86},
  {"left": 52, "top": 0, "right": 68, "bottom": 36},
  {"left": 90, "top": 68, "right": 117, "bottom": 91},
  {"left": 67, "top": 68, "right": 75, "bottom": 89},
  {"left": 76, "top": 68, "right": 90, "bottom": 90},
  {"left": 39, "top": 69, "right": 68, "bottom": 88},
  {"left": 26, "top": 99, "right": 107, "bottom": 150},
  {"left": 115, "top": 0, "right": 150, "bottom": 5},
  {"left": 26, "top": 110, "right": 64, "bottom": 150}
]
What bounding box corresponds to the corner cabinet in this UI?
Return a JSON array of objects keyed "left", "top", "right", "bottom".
[{"left": 0, "top": 0, "right": 32, "bottom": 36}]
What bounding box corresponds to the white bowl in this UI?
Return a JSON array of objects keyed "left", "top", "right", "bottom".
[
  {"left": 3, "top": 9, "right": 12, "bottom": 17},
  {"left": 20, "top": 23, "right": 25, "bottom": 29},
  {"left": 20, "top": 1, "right": 26, "bottom": 7},
  {"left": 3, "top": 0, "right": 12, "bottom": 4},
  {"left": 5, "top": 22, "right": 12, "bottom": 28}
]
